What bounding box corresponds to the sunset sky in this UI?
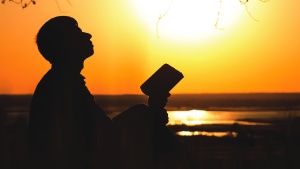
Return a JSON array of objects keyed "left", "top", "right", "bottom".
[{"left": 0, "top": 0, "right": 299, "bottom": 95}]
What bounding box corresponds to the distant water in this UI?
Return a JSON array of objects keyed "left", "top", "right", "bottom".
[
  {"left": 167, "top": 109, "right": 299, "bottom": 126},
  {"left": 167, "top": 109, "right": 300, "bottom": 136}
]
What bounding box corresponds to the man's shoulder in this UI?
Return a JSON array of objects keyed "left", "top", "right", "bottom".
[
  {"left": 34, "top": 70, "right": 56, "bottom": 89},
  {"left": 32, "top": 69, "right": 68, "bottom": 97}
]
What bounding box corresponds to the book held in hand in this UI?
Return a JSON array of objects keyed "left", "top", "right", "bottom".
[{"left": 141, "top": 64, "right": 184, "bottom": 96}]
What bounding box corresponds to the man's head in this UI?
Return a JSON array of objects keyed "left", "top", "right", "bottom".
[{"left": 36, "top": 16, "right": 94, "bottom": 64}]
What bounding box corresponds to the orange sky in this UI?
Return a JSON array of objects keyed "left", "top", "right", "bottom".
[{"left": 0, "top": 0, "right": 299, "bottom": 94}]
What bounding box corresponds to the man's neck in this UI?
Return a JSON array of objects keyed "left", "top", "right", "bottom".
[{"left": 51, "top": 62, "right": 84, "bottom": 74}]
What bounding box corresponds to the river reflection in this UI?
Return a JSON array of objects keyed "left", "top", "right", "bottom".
[
  {"left": 177, "top": 131, "right": 238, "bottom": 137},
  {"left": 167, "top": 109, "right": 290, "bottom": 126},
  {"left": 167, "top": 109, "right": 295, "bottom": 136}
]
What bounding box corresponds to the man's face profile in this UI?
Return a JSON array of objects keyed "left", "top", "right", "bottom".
[
  {"left": 61, "top": 24, "right": 94, "bottom": 62},
  {"left": 36, "top": 16, "right": 94, "bottom": 64}
]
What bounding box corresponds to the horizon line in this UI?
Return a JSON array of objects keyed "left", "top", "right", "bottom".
[{"left": 1, "top": 92, "right": 300, "bottom": 96}]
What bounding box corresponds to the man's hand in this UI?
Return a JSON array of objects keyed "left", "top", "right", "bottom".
[
  {"left": 148, "top": 93, "right": 170, "bottom": 109},
  {"left": 153, "top": 108, "right": 169, "bottom": 125},
  {"left": 148, "top": 93, "right": 170, "bottom": 125}
]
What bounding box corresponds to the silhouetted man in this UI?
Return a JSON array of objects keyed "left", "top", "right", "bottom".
[{"left": 29, "top": 16, "right": 185, "bottom": 169}]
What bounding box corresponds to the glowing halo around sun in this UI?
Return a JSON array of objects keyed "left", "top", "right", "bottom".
[{"left": 131, "top": 0, "right": 244, "bottom": 42}]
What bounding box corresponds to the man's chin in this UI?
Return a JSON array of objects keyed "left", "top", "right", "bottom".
[{"left": 86, "top": 51, "right": 94, "bottom": 58}]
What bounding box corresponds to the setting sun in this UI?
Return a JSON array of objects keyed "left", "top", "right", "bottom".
[{"left": 131, "top": 0, "right": 244, "bottom": 42}]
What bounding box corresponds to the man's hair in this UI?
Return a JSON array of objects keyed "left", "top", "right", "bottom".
[{"left": 36, "top": 16, "right": 78, "bottom": 63}]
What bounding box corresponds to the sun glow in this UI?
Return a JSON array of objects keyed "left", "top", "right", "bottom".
[
  {"left": 131, "top": 0, "right": 244, "bottom": 42},
  {"left": 177, "top": 131, "right": 238, "bottom": 137},
  {"left": 168, "top": 110, "right": 211, "bottom": 125}
]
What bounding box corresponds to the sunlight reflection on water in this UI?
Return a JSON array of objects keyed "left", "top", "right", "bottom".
[
  {"left": 167, "top": 109, "right": 294, "bottom": 136},
  {"left": 167, "top": 109, "right": 288, "bottom": 126},
  {"left": 177, "top": 131, "right": 238, "bottom": 137}
]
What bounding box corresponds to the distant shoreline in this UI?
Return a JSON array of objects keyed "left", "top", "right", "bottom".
[{"left": 1, "top": 93, "right": 300, "bottom": 111}]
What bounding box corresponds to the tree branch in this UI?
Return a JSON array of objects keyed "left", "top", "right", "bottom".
[
  {"left": 3, "top": 0, "right": 36, "bottom": 8},
  {"left": 156, "top": 0, "right": 174, "bottom": 38}
]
